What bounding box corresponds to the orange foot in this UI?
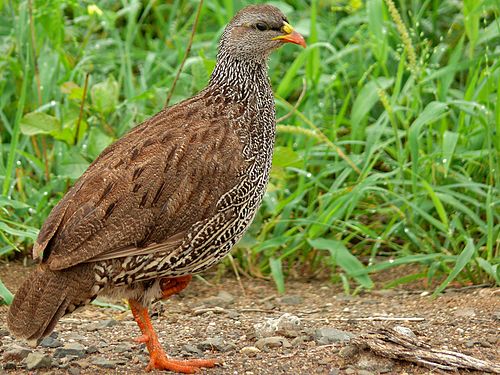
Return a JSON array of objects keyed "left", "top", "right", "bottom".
[
  {"left": 146, "top": 349, "right": 217, "bottom": 373},
  {"left": 129, "top": 296, "right": 219, "bottom": 373}
]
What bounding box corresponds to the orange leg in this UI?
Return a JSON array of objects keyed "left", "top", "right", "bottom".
[{"left": 128, "top": 276, "right": 218, "bottom": 373}]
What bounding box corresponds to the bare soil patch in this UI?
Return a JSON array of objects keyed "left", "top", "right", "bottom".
[{"left": 0, "top": 262, "right": 498, "bottom": 374}]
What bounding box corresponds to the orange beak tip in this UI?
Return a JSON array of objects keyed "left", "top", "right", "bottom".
[{"left": 285, "top": 31, "right": 307, "bottom": 48}]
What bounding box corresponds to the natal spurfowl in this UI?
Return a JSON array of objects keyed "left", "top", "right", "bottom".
[{"left": 7, "top": 4, "right": 305, "bottom": 373}]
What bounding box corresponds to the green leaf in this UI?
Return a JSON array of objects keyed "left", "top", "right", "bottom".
[
  {"left": 433, "top": 238, "right": 476, "bottom": 296},
  {"left": 409, "top": 101, "right": 448, "bottom": 190},
  {"left": 91, "top": 76, "right": 119, "bottom": 114},
  {"left": 475, "top": 257, "right": 499, "bottom": 284},
  {"left": 308, "top": 238, "right": 373, "bottom": 289},
  {"left": 269, "top": 257, "right": 285, "bottom": 294},
  {"left": 421, "top": 180, "right": 449, "bottom": 230},
  {"left": 442, "top": 130, "right": 458, "bottom": 176},
  {"left": 86, "top": 127, "right": 114, "bottom": 159},
  {"left": 0, "top": 222, "right": 38, "bottom": 240},
  {"left": 20, "top": 112, "right": 60, "bottom": 136},
  {"left": 0, "top": 278, "right": 13, "bottom": 305},
  {"left": 56, "top": 148, "right": 90, "bottom": 179},
  {"left": 351, "top": 78, "right": 393, "bottom": 148},
  {"left": 272, "top": 146, "right": 301, "bottom": 168}
]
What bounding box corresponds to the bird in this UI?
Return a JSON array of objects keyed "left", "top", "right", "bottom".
[{"left": 7, "top": 4, "right": 305, "bottom": 373}]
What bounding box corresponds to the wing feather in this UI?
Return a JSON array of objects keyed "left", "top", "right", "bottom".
[{"left": 34, "top": 99, "right": 247, "bottom": 271}]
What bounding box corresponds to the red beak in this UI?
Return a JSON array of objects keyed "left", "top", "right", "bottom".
[{"left": 277, "top": 30, "right": 307, "bottom": 48}]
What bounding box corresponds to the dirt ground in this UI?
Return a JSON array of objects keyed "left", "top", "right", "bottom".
[{"left": 0, "top": 262, "right": 498, "bottom": 374}]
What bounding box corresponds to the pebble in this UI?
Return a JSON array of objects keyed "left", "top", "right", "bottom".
[
  {"left": 183, "top": 344, "right": 203, "bottom": 356},
  {"left": 3, "top": 362, "right": 17, "bottom": 370},
  {"left": 54, "top": 343, "right": 86, "bottom": 358},
  {"left": 113, "top": 343, "right": 134, "bottom": 353},
  {"left": 339, "top": 344, "right": 358, "bottom": 358},
  {"left": 86, "top": 345, "right": 99, "bottom": 354},
  {"left": 356, "top": 353, "right": 394, "bottom": 373},
  {"left": 314, "top": 327, "right": 353, "bottom": 345},
  {"left": 0, "top": 329, "right": 10, "bottom": 337},
  {"left": 3, "top": 344, "right": 32, "bottom": 361},
  {"left": 91, "top": 357, "right": 118, "bottom": 369},
  {"left": 239, "top": 346, "right": 260, "bottom": 357},
  {"left": 254, "top": 313, "right": 301, "bottom": 338},
  {"left": 201, "top": 290, "right": 235, "bottom": 307},
  {"left": 453, "top": 308, "right": 476, "bottom": 318},
  {"left": 68, "top": 367, "right": 81, "bottom": 375},
  {"left": 393, "top": 325, "right": 417, "bottom": 339},
  {"left": 197, "top": 337, "right": 225, "bottom": 352},
  {"left": 40, "top": 336, "right": 63, "bottom": 348},
  {"left": 255, "top": 336, "right": 291, "bottom": 350},
  {"left": 277, "top": 295, "right": 303, "bottom": 305},
  {"left": 291, "top": 335, "right": 311, "bottom": 347},
  {"left": 26, "top": 352, "right": 52, "bottom": 370},
  {"left": 85, "top": 319, "right": 118, "bottom": 331}
]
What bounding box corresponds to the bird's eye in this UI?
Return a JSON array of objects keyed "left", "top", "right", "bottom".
[{"left": 255, "top": 22, "right": 268, "bottom": 31}]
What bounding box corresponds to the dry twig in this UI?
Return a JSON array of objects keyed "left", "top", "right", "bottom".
[{"left": 353, "top": 327, "right": 500, "bottom": 373}]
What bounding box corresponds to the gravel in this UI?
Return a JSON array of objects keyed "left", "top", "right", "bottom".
[
  {"left": 53, "top": 342, "right": 86, "bottom": 358},
  {"left": 25, "top": 352, "right": 52, "bottom": 370},
  {"left": 0, "top": 263, "right": 498, "bottom": 375}
]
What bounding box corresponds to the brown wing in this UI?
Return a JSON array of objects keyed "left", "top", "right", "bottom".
[{"left": 34, "top": 96, "right": 247, "bottom": 271}]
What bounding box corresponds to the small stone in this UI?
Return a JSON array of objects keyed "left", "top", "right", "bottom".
[
  {"left": 201, "top": 291, "right": 235, "bottom": 307},
  {"left": 357, "top": 370, "right": 375, "bottom": 375},
  {"left": 393, "top": 326, "right": 417, "bottom": 339},
  {"left": 0, "top": 329, "right": 10, "bottom": 337},
  {"left": 223, "top": 342, "right": 237, "bottom": 352},
  {"left": 356, "top": 353, "right": 394, "bottom": 373},
  {"left": 339, "top": 344, "right": 358, "bottom": 358},
  {"left": 277, "top": 295, "right": 303, "bottom": 305},
  {"left": 345, "top": 368, "right": 356, "bottom": 374},
  {"left": 329, "top": 369, "right": 340, "bottom": 375},
  {"left": 314, "top": 327, "right": 353, "bottom": 345},
  {"left": 255, "top": 336, "right": 291, "bottom": 350},
  {"left": 291, "top": 335, "right": 311, "bottom": 347},
  {"left": 91, "top": 357, "right": 118, "bottom": 369},
  {"left": 68, "top": 367, "right": 81, "bottom": 375},
  {"left": 3, "top": 362, "right": 17, "bottom": 370},
  {"left": 98, "top": 341, "right": 109, "bottom": 348},
  {"left": 465, "top": 340, "right": 477, "bottom": 348},
  {"left": 54, "top": 343, "right": 86, "bottom": 358},
  {"left": 239, "top": 346, "right": 260, "bottom": 357},
  {"left": 113, "top": 343, "right": 133, "bottom": 353},
  {"left": 66, "top": 333, "right": 87, "bottom": 341},
  {"left": 453, "top": 308, "right": 476, "bottom": 318},
  {"left": 40, "top": 336, "right": 63, "bottom": 348},
  {"left": 86, "top": 345, "right": 99, "bottom": 354},
  {"left": 197, "top": 337, "right": 225, "bottom": 352},
  {"left": 3, "top": 344, "right": 32, "bottom": 361},
  {"left": 85, "top": 319, "right": 117, "bottom": 331},
  {"left": 74, "top": 359, "right": 90, "bottom": 369},
  {"left": 183, "top": 344, "right": 203, "bottom": 356},
  {"left": 254, "top": 313, "right": 301, "bottom": 338},
  {"left": 26, "top": 352, "right": 52, "bottom": 370}
]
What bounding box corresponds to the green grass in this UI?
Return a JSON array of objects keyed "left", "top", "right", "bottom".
[{"left": 0, "top": 0, "right": 499, "bottom": 302}]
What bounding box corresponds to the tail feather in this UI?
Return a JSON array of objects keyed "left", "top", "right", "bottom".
[{"left": 7, "top": 264, "right": 95, "bottom": 342}]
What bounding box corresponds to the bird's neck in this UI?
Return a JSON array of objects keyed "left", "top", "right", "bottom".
[{"left": 208, "top": 50, "right": 272, "bottom": 101}]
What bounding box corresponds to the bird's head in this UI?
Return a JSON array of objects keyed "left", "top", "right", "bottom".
[{"left": 219, "top": 4, "right": 306, "bottom": 63}]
